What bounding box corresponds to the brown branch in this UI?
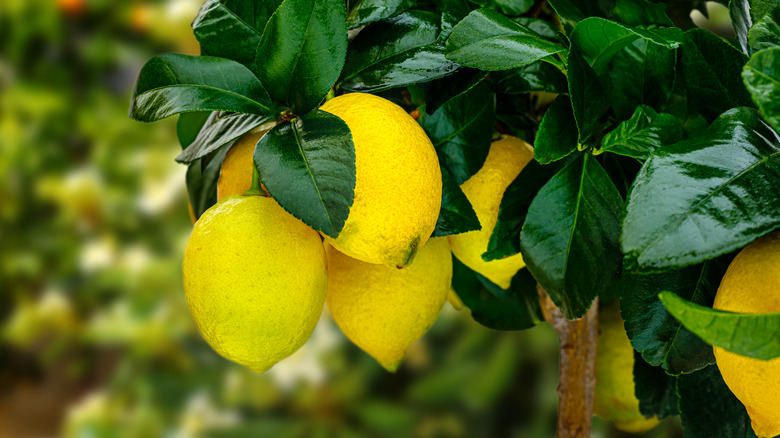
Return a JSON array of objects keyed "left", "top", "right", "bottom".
[{"left": 539, "top": 286, "right": 599, "bottom": 438}]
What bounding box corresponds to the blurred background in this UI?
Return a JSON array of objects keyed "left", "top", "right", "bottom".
[{"left": 0, "top": 0, "right": 697, "bottom": 436}]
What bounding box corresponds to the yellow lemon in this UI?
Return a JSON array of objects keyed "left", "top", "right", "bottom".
[
  {"left": 319, "top": 93, "right": 442, "bottom": 268},
  {"left": 325, "top": 237, "right": 452, "bottom": 371},
  {"left": 713, "top": 232, "right": 780, "bottom": 438},
  {"left": 447, "top": 288, "right": 465, "bottom": 310},
  {"left": 594, "top": 300, "right": 660, "bottom": 433},
  {"left": 448, "top": 135, "right": 534, "bottom": 289},
  {"left": 183, "top": 195, "right": 327, "bottom": 373},
  {"left": 216, "top": 122, "right": 274, "bottom": 201}
]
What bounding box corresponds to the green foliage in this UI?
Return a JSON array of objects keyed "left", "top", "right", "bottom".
[
  {"left": 743, "top": 47, "right": 780, "bottom": 132},
  {"left": 432, "top": 167, "right": 481, "bottom": 237}
]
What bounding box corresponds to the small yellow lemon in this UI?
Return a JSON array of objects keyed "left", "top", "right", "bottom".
[
  {"left": 713, "top": 232, "right": 780, "bottom": 438},
  {"left": 325, "top": 237, "right": 452, "bottom": 371},
  {"left": 594, "top": 300, "right": 660, "bottom": 433},
  {"left": 183, "top": 195, "right": 327, "bottom": 373},
  {"left": 448, "top": 135, "right": 534, "bottom": 289},
  {"left": 319, "top": 93, "right": 442, "bottom": 269},
  {"left": 216, "top": 122, "right": 274, "bottom": 201}
]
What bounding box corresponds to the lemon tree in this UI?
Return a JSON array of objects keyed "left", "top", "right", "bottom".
[{"left": 129, "top": 0, "right": 780, "bottom": 436}]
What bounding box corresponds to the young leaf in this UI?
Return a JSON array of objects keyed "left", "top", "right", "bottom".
[
  {"left": 339, "top": 11, "right": 459, "bottom": 93},
  {"left": 533, "top": 95, "right": 578, "bottom": 164},
  {"left": 346, "top": 0, "right": 415, "bottom": 28},
  {"left": 419, "top": 80, "right": 495, "bottom": 185},
  {"left": 597, "top": 105, "right": 683, "bottom": 160},
  {"left": 567, "top": 45, "right": 607, "bottom": 143},
  {"left": 622, "top": 107, "right": 780, "bottom": 271},
  {"left": 177, "top": 112, "right": 212, "bottom": 149},
  {"left": 748, "top": 6, "right": 780, "bottom": 53},
  {"left": 254, "top": 0, "right": 347, "bottom": 114},
  {"left": 633, "top": 354, "right": 679, "bottom": 420},
  {"left": 129, "top": 54, "right": 272, "bottom": 122},
  {"left": 519, "top": 154, "right": 623, "bottom": 319},
  {"left": 492, "top": 61, "right": 568, "bottom": 95},
  {"left": 743, "top": 47, "right": 780, "bottom": 133},
  {"left": 176, "top": 113, "right": 273, "bottom": 163},
  {"left": 254, "top": 110, "right": 355, "bottom": 237},
  {"left": 432, "top": 166, "right": 481, "bottom": 237},
  {"left": 444, "top": 8, "right": 567, "bottom": 72},
  {"left": 660, "top": 292, "right": 780, "bottom": 360}
]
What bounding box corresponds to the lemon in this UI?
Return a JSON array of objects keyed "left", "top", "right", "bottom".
[
  {"left": 325, "top": 237, "right": 452, "bottom": 371},
  {"left": 183, "top": 195, "right": 327, "bottom": 373},
  {"left": 319, "top": 93, "right": 442, "bottom": 268},
  {"left": 447, "top": 288, "right": 465, "bottom": 310},
  {"left": 448, "top": 135, "right": 534, "bottom": 289},
  {"left": 216, "top": 122, "right": 274, "bottom": 201},
  {"left": 594, "top": 300, "right": 660, "bottom": 433},
  {"left": 713, "top": 232, "right": 780, "bottom": 438}
]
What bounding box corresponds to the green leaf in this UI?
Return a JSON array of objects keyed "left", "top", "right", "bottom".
[
  {"left": 533, "top": 96, "right": 578, "bottom": 164},
  {"left": 176, "top": 112, "right": 273, "bottom": 164},
  {"left": 492, "top": 61, "right": 568, "bottom": 95},
  {"left": 339, "top": 11, "right": 459, "bottom": 93},
  {"left": 743, "top": 47, "right": 780, "bottom": 133},
  {"left": 633, "top": 353, "right": 679, "bottom": 419},
  {"left": 492, "top": 0, "right": 534, "bottom": 15},
  {"left": 186, "top": 147, "right": 230, "bottom": 219},
  {"left": 512, "top": 17, "right": 561, "bottom": 40},
  {"left": 612, "top": 0, "right": 673, "bottom": 26},
  {"left": 432, "top": 166, "right": 481, "bottom": 237},
  {"left": 677, "top": 365, "right": 759, "bottom": 438},
  {"left": 424, "top": 68, "right": 489, "bottom": 115},
  {"left": 347, "top": 0, "right": 415, "bottom": 28},
  {"left": 597, "top": 105, "right": 683, "bottom": 160},
  {"left": 254, "top": 110, "right": 355, "bottom": 237},
  {"left": 622, "top": 107, "right": 780, "bottom": 271},
  {"left": 439, "top": 0, "right": 471, "bottom": 41},
  {"left": 483, "top": 159, "right": 564, "bottom": 261},
  {"left": 749, "top": 6, "right": 780, "bottom": 53},
  {"left": 567, "top": 45, "right": 607, "bottom": 143},
  {"left": 254, "top": 0, "right": 347, "bottom": 114},
  {"left": 546, "top": 0, "right": 612, "bottom": 32},
  {"left": 660, "top": 291, "right": 780, "bottom": 360},
  {"left": 730, "top": 0, "right": 780, "bottom": 54},
  {"left": 681, "top": 29, "right": 753, "bottom": 120},
  {"left": 192, "top": 0, "right": 282, "bottom": 67},
  {"left": 129, "top": 54, "right": 272, "bottom": 122},
  {"left": 620, "top": 257, "right": 730, "bottom": 374},
  {"left": 519, "top": 154, "right": 623, "bottom": 319},
  {"left": 177, "top": 112, "right": 212, "bottom": 149},
  {"left": 419, "top": 80, "right": 495, "bottom": 185},
  {"left": 444, "top": 8, "right": 567, "bottom": 71}
]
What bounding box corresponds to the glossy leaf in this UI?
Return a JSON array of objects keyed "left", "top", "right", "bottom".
[
  {"left": 633, "top": 354, "right": 679, "bottom": 420},
  {"left": 419, "top": 80, "right": 494, "bottom": 185},
  {"left": 519, "top": 154, "right": 623, "bottom": 319},
  {"left": 432, "top": 166, "right": 481, "bottom": 237},
  {"left": 546, "top": 0, "right": 611, "bottom": 32},
  {"left": 492, "top": 61, "right": 568, "bottom": 95},
  {"left": 176, "top": 112, "right": 273, "bottom": 163},
  {"left": 597, "top": 105, "right": 683, "bottom": 160},
  {"left": 339, "top": 11, "right": 459, "bottom": 93},
  {"left": 444, "top": 8, "right": 567, "bottom": 71},
  {"left": 424, "top": 68, "right": 488, "bottom": 115},
  {"left": 512, "top": 17, "right": 560, "bottom": 41},
  {"left": 730, "top": 0, "right": 780, "bottom": 54},
  {"left": 660, "top": 291, "right": 780, "bottom": 360},
  {"left": 347, "top": 0, "right": 415, "bottom": 28},
  {"left": 254, "top": 110, "right": 355, "bottom": 237},
  {"left": 533, "top": 96, "right": 578, "bottom": 164},
  {"left": 129, "top": 54, "right": 272, "bottom": 122},
  {"left": 567, "top": 45, "right": 607, "bottom": 143},
  {"left": 749, "top": 6, "right": 780, "bottom": 53},
  {"left": 743, "top": 47, "right": 780, "bottom": 133},
  {"left": 177, "top": 112, "right": 212, "bottom": 149},
  {"left": 622, "top": 107, "right": 780, "bottom": 271},
  {"left": 439, "top": 0, "right": 471, "bottom": 41},
  {"left": 254, "top": 0, "right": 347, "bottom": 114}
]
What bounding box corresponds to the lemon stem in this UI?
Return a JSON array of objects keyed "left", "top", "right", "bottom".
[{"left": 242, "top": 166, "right": 266, "bottom": 197}]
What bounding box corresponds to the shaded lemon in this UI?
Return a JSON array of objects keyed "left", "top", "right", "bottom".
[{"left": 216, "top": 122, "right": 274, "bottom": 201}]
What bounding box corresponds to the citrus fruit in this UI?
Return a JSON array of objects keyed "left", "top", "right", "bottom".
[
  {"left": 183, "top": 195, "right": 327, "bottom": 373},
  {"left": 216, "top": 122, "right": 274, "bottom": 201},
  {"left": 319, "top": 93, "right": 442, "bottom": 269}
]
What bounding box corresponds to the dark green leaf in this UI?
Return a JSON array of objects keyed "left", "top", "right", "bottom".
[
  {"left": 254, "top": 110, "right": 355, "bottom": 237},
  {"left": 424, "top": 68, "right": 488, "bottom": 115},
  {"left": 622, "top": 107, "right": 780, "bottom": 271},
  {"left": 749, "top": 6, "right": 780, "bottom": 53},
  {"left": 444, "top": 8, "right": 567, "bottom": 71},
  {"left": 681, "top": 29, "right": 753, "bottom": 120},
  {"left": 419, "top": 80, "right": 495, "bottom": 185},
  {"left": 633, "top": 353, "right": 679, "bottom": 419},
  {"left": 533, "top": 96, "right": 578, "bottom": 164},
  {"left": 677, "top": 365, "right": 759, "bottom": 438},
  {"left": 129, "top": 54, "right": 272, "bottom": 122},
  {"left": 731, "top": 0, "right": 780, "bottom": 54},
  {"left": 597, "top": 105, "right": 683, "bottom": 160},
  {"left": 743, "top": 47, "right": 780, "bottom": 133},
  {"left": 492, "top": 0, "right": 534, "bottom": 15},
  {"left": 546, "top": 0, "right": 612, "bottom": 32},
  {"left": 612, "top": 0, "right": 673, "bottom": 26},
  {"left": 511, "top": 17, "right": 560, "bottom": 40},
  {"left": 432, "top": 166, "right": 481, "bottom": 237},
  {"left": 439, "top": 0, "right": 471, "bottom": 41},
  {"left": 186, "top": 146, "right": 230, "bottom": 219},
  {"left": 347, "top": 0, "right": 415, "bottom": 28},
  {"left": 660, "top": 291, "right": 780, "bottom": 360},
  {"left": 254, "top": 0, "right": 347, "bottom": 114},
  {"left": 176, "top": 113, "right": 273, "bottom": 163},
  {"left": 177, "top": 112, "right": 212, "bottom": 149},
  {"left": 519, "top": 154, "right": 623, "bottom": 319},
  {"left": 339, "top": 11, "right": 459, "bottom": 93},
  {"left": 483, "top": 159, "right": 564, "bottom": 261},
  {"left": 620, "top": 257, "right": 730, "bottom": 374},
  {"left": 492, "top": 61, "right": 568, "bottom": 95},
  {"left": 567, "top": 45, "right": 607, "bottom": 143}
]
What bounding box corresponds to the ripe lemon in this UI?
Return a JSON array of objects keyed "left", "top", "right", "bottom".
[
  {"left": 325, "top": 237, "right": 452, "bottom": 371},
  {"left": 713, "top": 232, "right": 780, "bottom": 438},
  {"left": 183, "top": 195, "right": 327, "bottom": 373},
  {"left": 448, "top": 135, "right": 534, "bottom": 289},
  {"left": 594, "top": 300, "right": 660, "bottom": 433},
  {"left": 216, "top": 122, "right": 274, "bottom": 201},
  {"left": 319, "top": 93, "right": 442, "bottom": 269}
]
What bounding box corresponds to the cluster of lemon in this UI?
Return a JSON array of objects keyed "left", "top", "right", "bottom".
[{"left": 182, "top": 93, "right": 534, "bottom": 373}]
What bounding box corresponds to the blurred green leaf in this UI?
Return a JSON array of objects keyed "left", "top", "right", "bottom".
[
  {"left": 176, "top": 113, "right": 273, "bottom": 164},
  {"left": 633, "top": 353, "right": 679, "bottom": 419},
  {"left": 533, "top": 96, "right": 578, "bottom": 164},
  {"left": 347, "top": 0, "right": 416, "bottom": 28},
  {"left": 743, "top": 47, "right": 780, "bottom": 133},
  {"left": 432, "top": 166, "right": 481, "bottom": 237},
  {"left": 597, "top": 105, "right": 683, "bottom": 160}
]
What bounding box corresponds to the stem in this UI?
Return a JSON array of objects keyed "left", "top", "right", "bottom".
[
  {"left": 539, "top": 286, "right": 598, "bottom": 438},
  {"left": 242, "top": 166, "right": 266, "bottom": 197}
]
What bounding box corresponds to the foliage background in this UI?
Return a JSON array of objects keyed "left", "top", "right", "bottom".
[{"left": 0, "top": 0, "right": 723, "bottom": 436}]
